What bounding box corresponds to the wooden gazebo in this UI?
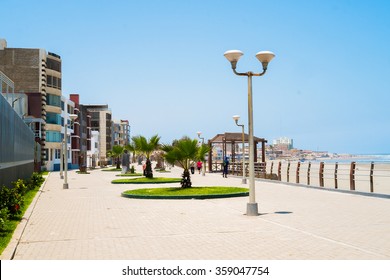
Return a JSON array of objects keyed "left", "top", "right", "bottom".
[{"left": 207, "top": 132, "right": 267, "bottom": 172}]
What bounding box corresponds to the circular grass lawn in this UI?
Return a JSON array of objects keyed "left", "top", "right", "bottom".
[
  {"left": 122, "top": 186, "right": 249, "bottom": 199},
  {"left": 154, "top": 169, "right": 171, "bottom": 173},
  {"left": 112, "top": 177, "right": 181, "bottom": 184},
  {"left": 115, "top": 173, "right": 143, "bottom": 177},
  {"left": 101, "top": 168, "right": 121, "bottom": 172}
]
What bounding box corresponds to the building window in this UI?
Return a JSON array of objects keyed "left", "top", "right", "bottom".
[
  {"left": 46, "top": 112, "right": 61, "bottom": 125},
  {"left": 55, "top": 149, "right": 61, "bottom": 159},
  {"left": 91, "top": 120, "right": 99, "bottom": 128},
  {"left": 46, "top": 131, "right": 62, "bottom": 142},
  {"left": 47, "top": 75, "right": 53, "bottom": 86},
  {"left": 66, "top": 105, "right": 74, "bottom": 115},
  {"left": 46, "top": 58, "right": 61, "bottom": 72},
  {"left": 46, "top": 75, "right": 62, "bottom": 90},
  {"left": 46, "top": 94, "right": 61, "bottom": 107}
]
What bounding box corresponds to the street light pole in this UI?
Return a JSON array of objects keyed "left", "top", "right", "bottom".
[
  {"left": 233, "top": 115, "right": 246, "bottom": 184},
  {"left": 12, "top": 97, "right": 21, "bottom": 108},
  {"left": 63, "top": 114, "right": 78, "bottom": 189},
  {"left": 224, "top": 50, "right": 275, "bottom": 216},
  {"left": 63, "top": 120, "right": 69, "bottom": 189},
  {"left": 197, "top": 131, "right": 206, "bottom": 176},
  {"left": 60, "top": 139, "right": 64, "bottom": 179}
]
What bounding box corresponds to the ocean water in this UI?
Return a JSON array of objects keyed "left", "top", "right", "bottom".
[
  {"left": 318, "top": 154, "right": 390, "bottom": 163},
  {"left": 356, "top": 154, "right": 390, "bottom": 162}
]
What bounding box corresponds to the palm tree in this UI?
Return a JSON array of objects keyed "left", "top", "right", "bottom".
[
  {"left": 108, "top": 145, "right": 124, "bottom": 169},
  {"left": 132, "top": 134, "right": 160, "bottom": 178},
  {"left": 124, "top": 142, "right": 136, "bottom": 163},
  {"left": 161, "top": 137, "right": 209, "bottom": 188}
]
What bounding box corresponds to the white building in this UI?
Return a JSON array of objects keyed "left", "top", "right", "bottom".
[
  {"left": 45, "top": 96, "right": 75, "bottom": 171},
  {"left": 273, "top": 137, "right": 294, "bottom": 150},
  {"left": 87, "top": 130, "right": 100, "bottom": 168}
]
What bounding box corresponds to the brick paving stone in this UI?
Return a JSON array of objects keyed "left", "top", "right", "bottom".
[{"left": 1, "top": 165, "right": 389, "bottom": 260}]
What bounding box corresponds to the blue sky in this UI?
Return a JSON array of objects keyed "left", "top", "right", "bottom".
[{"left": 1, "top": 0, "right": 389, "bottom": 154}]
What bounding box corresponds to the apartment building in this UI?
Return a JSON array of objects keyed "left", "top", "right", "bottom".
[
  {"left": 113, "top": 119, "right": 130, "bottom": 146},
  {"left": 69, "top": 94, "right": 92, "bottom": 169},
  {"left": 272, "top": 137, "right": 294, "bottom": 151},
  {"left": 0, "top": 39, "right": 65, "bottom": 171},
  {"left": 83, "top": 104, "right": 112, "bottom": 166}
]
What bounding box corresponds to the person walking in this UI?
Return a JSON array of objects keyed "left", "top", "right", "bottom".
[
  {"left": 121, "top": 150, "right": 130, "bottom": 174},
  {"left": 196, "top": 161, "right": 202, "bottom": 174},
  {"left": 142, "top": 163, "right": 146, "bottom": 176},
  {"left": 222, "top": 156, "right": 229, "bottom": 178},
  {"left": 190, "top": 163, "right": 195, "bottom": 174}
]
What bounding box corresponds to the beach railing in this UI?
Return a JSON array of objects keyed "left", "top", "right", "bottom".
[
  {"left": 212, "top": 161, "right": 267, "bottom": 177},
  {"left": 211, "top": 160, "right": 389, "bottom": 195},
  {"left": 264, "top": 161, "right": 390, "bottom": 195}
]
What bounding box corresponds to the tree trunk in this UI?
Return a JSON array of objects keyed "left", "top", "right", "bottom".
[
  {"left": 116, "top": 157, "right": 121, "bottom": 169},
  {"left": 181, "top": 169, "right": 192, "bottom": 188},
  {"left": 145, "top": 158, "right": 153, "bottom": 178}
]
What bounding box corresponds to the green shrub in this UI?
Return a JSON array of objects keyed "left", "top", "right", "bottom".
[
  {"left": 13, "top": 179, "right": 27, "bottom": 196},
  {"left": 0, "top": 186, "right": 12, "bottom": 211},
  {"left": 0, "top": 172, "right": 46, "bottom": 254},
  {"left": 0, "top": 184, "right": 23, "bottom": 216},
  {"left": 0, "top": 172, "right": 43, "bottom": 222},
  {"left": 26, "top": 172, "right": 44, "bottom": 191},
  {"left": 0, "top": 208, "right": 9, "bottom": 231}
]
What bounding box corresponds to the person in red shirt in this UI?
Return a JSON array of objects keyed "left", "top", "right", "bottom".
[{"left": 196, "top": 161, "right": 202, "bottom": 174}]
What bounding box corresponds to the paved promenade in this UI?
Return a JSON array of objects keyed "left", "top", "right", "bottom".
[{"left": 1, "top": 165, "right": 389, "bottom": 260}]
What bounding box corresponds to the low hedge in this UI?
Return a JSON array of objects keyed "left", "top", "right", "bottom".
[
  {"left": 0, "top": 173, "right": 44, "bottom": 232},
  {"left": 112, "top": 177, "right": 181, "bottom": 184},
  {"left": 122, "top": 186, "right": 249, "bottom": 199}
]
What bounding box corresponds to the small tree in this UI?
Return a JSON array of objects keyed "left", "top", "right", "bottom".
[
  {"left": 108, "top": 145, "right": 124, "bottom": 169},
  {"left": 162, "top": 137, "right": 209, "bottom": 188},
  {"left": 124, "top": 142, "right": 137, "bottom": 164},
  {"left": 132, "top": 134, "right": 160, "bottom": 178}
]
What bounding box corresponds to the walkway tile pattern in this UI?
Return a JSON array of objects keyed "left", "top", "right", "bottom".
[{"left": 1, "top": 165, "right": 389, "bottom": 260}]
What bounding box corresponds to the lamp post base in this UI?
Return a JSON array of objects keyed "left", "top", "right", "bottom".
[
  {"left": 242, "top": 178, "right": 247, "bottom": 184},
  {"left": 246, "top": 202, "right": 259, "bottom": 216},
  {"left": 63, "top": 183, "right": 69, "bottom": 189},
  {"left": 60, "top": 175, "right": 64, "bottom": 179}
]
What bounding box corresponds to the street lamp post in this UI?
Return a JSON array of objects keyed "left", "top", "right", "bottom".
[
  {"left": 12, "top": 97, "right": 21, "bottom": 108},
  {"left": 60, "top": 140, "right": 64, "bottom": 179},
  {"left": 233, "top": 115, "right": 247, "bottom": 184},
  {"left": 224, "top": 50, "right": 275, "bottom": 216},
  {"left": 197, "top": 131, "right": 206, "bottom": 176},
  {"left": 63, "top": 114, "right": 78, "bottom": 189}
]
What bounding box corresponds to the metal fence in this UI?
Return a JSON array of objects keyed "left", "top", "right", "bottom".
[{"left": 0, "top": 93, "right": 35, "bottom": 187}]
